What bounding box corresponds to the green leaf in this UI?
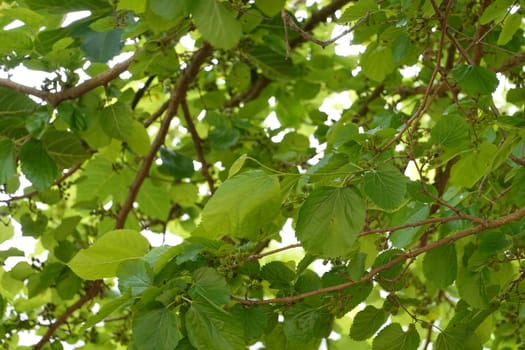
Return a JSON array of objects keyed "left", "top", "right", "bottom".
[
  {"left": 186, "top": 297, "right": 245, "bottom": 350},
  {"left": 191, "top": 0, "right": 242, "bottom": 50},
  {"left": 509, "top": 168, "right": 525, "bottom": 207},
  {"left": 75, "top": 156, "right": 134, "bottom": 204},
  {"left": 0, "top": 139, "right": 16, "bottom": 185},
  {"left": 190, "top": 267, "right": 230, "bottom": 306},
  {"left": 20, "top": 140, "right": 58, "bottom": 191},
  {"left": 231, "top": 304, "right": 274, "bottom": 339},
  {"left": 338, "top": 0, "right": 377, "bottom": 22},
  {"left": 456, "top": 268, "right": 490, "bottom": 309},
  {"left": 159, "top": 146, "right": 195, "bottom": 179},
  {"left": 361, "top": 44, "right": 396, "bottom": 82},
  {"left": 227, "top": 62, "right": 251, "bottom": 92},
  {"left": 117, "top": 259, "right": 152, "bottom": 296},
  {"left": 479, "top": 0, "right": 513, "bottom": 24},
  {"left": 435, "top": 325, "right": 483, "bottom": 350},
  {"left": 100, "top": 103, "right": 134, "bottom": 141},
  {"left": 261, "top": 261, "right": 296, "bottom": 289},
  {"left": 372, "top": 323, "right": 419, "bottom": 350},
  {"left": 68, "top": 229, "right": 150, "bottom": 280},
  {"left": 42, "top": 129, "right": 91, "bottom": 168},
  {"left": 497, "top": 13, "right": 522, "bottom": 45},
  {"left": 228, "top": 153, "right": 248, "bottom": 178},
  {"left": 25, "top": 0, "right": 111, "bottom": 13},
  {"left": 132, "top": 303, "right": 180, "bottom": 350},
  {"left": 82, "top": 293, "right": 131, "bottom": 330},
  {"left": 423, "top": 244, "right": 457, "bottom": 289},
  {"left": 283, "top": 303, "right": 333, "bottom": 343},
  {"left": 451, "top": 64, "right": 499, "bottom": 96},
  {"left": 364, "top": 163, "right": 407, "bottom": 211},
  {"left": 80, "top": 29, "right": 123, "bottom": 63},
  {"left": 430, "top": 114, "right": 470, "bottom": 149},
  {"left": 20, "top": 212, "right": 48, "bottom": 237},
  {"left": 148, "top": 0, "right": 189, "bottom": 19},
  {"left": 450, "top": 142, "right": 497, "bottom": 188},
  {"left": 243, "top": 46, "right": 298, "bottom": 80},
  {"left": 117, "top": 0, "right": 146, "bottom": 13},
  {"left": 255, "top": 0, "right": 285, "bottom": 16},
  {"left": 25, "top": 111, "right": 49, "bottom": 139},
  {"left": 0, "top": 87, "right": 37, "bottom": 118},
  {"left": 209, "top": 126, "right": 240, "bottom": 150},
  {"left": 136, "top": 179, "right": 172, "bottom": 218},
  {"left": 200, "top": 170, "right": 281, "bottom": 240},
  {"left": 296, "top": 187, "right": 365, "bottom": 257},
  {"left": 127, "top": 121, "right": 151, "bottom": 156},
  {"left": 350, "top": 306, "right": 388, "bottom": 341}
]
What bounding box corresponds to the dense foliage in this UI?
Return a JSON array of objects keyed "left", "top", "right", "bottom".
[{"left": 0, "top": 0, "right": 525, "bottom": 349}]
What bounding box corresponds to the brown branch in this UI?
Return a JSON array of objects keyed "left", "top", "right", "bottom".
[
  {"left": 143, "top": 100, "right": 170, "bottom": 127},
  {"left": 115, "top": 44, "right": 213, "bottom": 229},
  {"left": 495, "top": 53, "right": 525, "bottom": 72},
  {"left": 358, "top": 215, "right": 473, "bottom": 237},
  {"left": 232, "top": 206, "right": 525, "bottom": 305},
  {"left": 0, "top": 53, "right": 136, "bottom": 107},
  {"left": 244, "top": 243, "right": 302, "bottom": 263},
  {"left": 0, "top": 78, "right": 50, "bottom": 101},
  {"left": 35, "top": 44, "right": 213, "bottom": 350},
  {"left": 375, "top": 0, "right": 453, "bottom": 158},
  {"left": 284, "top": 10, "right": 368, "bottom": 49},
  {"left": 510, "top": 155, "right": 525, "bottom": 167},
  {"left": 48, "top": 54, "right": 136, "bottom": 106},
  {"left": 34, "top": 280, "right": 102, "bottom": 350},
  {"left": 181, "top": 99, "right": 215, "bottom": 193}
]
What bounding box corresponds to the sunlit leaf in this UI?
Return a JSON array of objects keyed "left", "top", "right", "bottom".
[
  {"left": 68, "top": 229, "right": 150, "bottom": 280},
  {"left": 200, "top": 170, "right": 281, "bottom": 240},
  {"left": 191, "top": 0, "right": 242, "bottom": 49}
]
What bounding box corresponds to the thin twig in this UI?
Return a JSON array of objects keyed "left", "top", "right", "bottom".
[
  {"left": 0, "top": 162, "right": 84, "bottom": 204},
  {"left": 181, "top": 99, "right": 215, "bottom": 193},
  {"left": 34, "top": 281, "right": 102, "bottom": 350},
  {"left": 232, "top": 205, "right": 525, "bottom": 305},
  {"left": 358, "top": 216, "right": 474, "bottom": 237}
]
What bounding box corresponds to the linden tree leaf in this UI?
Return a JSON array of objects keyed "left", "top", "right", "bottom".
[
  {"left": 20, "top": 139, "right": 58, "bottom": 191},
  {"left": 451, "top": 64, "right": 499, "bottom": 96},
  {"left": 132, "top": 303, "right": 180, "bottom": 350},
  {"left": 364, "top": 163, "right": 407, "bottom": 211},
  {"left": 68, "top": 229, "right": 149, "bottom": 280},
  {"left": 200, "top": 170, "right": 281, "bottom": 240},
  {"left": 296, "top": 186, "right": 365, "bottom": 257},
  {"left": 372, "top": 323, "right": 419, "bottom": 350},
  {"left": 191, "top": 0, "right": 242, "bottom": 49}
]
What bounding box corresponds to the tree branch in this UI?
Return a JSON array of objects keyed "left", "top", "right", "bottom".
[
  {"left": 0, "top": 78, "right": 50, "bottom": 101},
  {"left": 232, "top": 206, "right": 525, "bottom": 305},
  {"left": 181, "top": 99, "right": 215, "bottom": 193},
  {"left": 34, "top": 44, "right": 213, "bottom": 350},
  {"left": 115, "top": 44, "right": 213, "bottom": 229},
  {"left": 34, "top": 281, "right": 102, "bottom": 350},
  {"left": 0, "top": 53, "right": 136, "bottom": 107}
]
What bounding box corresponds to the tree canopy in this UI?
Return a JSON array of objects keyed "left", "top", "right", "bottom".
[{"left": 0, "top": 0, "right": 524, "bottom": 349}]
